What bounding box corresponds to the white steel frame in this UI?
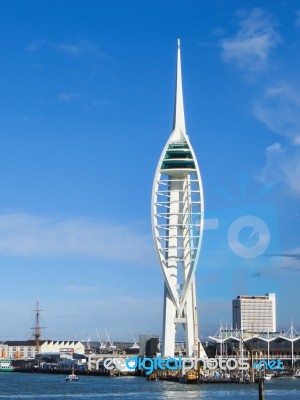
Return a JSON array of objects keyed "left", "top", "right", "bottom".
[{"left": 151, "top": 40, "right": 205, "bottom": 357}]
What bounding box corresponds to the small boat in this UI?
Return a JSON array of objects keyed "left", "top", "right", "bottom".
[
  {"left": 147, "top": 373, "right": 157, "bottom": 381},
  {"left": 264, "top": 373, "right": 273, "bottom": 381},
  {"left": 294, "top": 369, "right": 300, "bottom": 378},
  {"left": 273, "top": 370, "right": 293, "bottom": 378},
  {"left": 66, "top": 368, "right": 79, "bottom": 382},
  {"left": 179, "top": 370, "right": 198, "bottom": 384}
]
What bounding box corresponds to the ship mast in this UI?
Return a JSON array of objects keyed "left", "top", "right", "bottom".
[{"left": 32, "top": 300, "right": 44, "bottom": 354}]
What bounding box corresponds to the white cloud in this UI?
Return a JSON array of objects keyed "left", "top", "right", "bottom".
[
  {"left": 58, "top": 92, "right": 81, "bottom": 102},
  {"left": 0, "top": 213, "right": 154, "bottom": 265},
  {"left": 221, "top": 8, "right": 280, "bottom": 71},
  {"left": 27, "top": 39, "right": 109, "bottom": 60},
  {"left": 267, "top": 248, "right": 300, "bottom": 273},
  {"left": 55, "top": 40, "right": 108, "bottom": 59},
  {"left": 281, "top": 251, "right": 300, "bottom": 272},
  {"left": 266, "top": 142, "right": 283, "bottom": 153},
  {"left": 26, "top": 40, "right": 47, "bottom": 52},
  {"left": 254, "top": 84, "right": 300, "bottom": 144},
  {"left": 254, "top": 83, "right": 300, "bottom": 195},
  {"left": 259, "top": 143, "right": 300, "bottom": 197}
]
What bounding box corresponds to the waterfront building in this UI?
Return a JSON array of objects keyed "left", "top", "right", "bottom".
[
  {"left": 0, "top": 340, "right": 85, "bottom": 359},
  {"left": 152, "top": 40, "right": 205, "bottom": 358},
  {"left": 208, "top": 323, "right": 300, "bottom": 368},
  {"left": 232, "top": 293, "right": 276, "bottom": 333}
]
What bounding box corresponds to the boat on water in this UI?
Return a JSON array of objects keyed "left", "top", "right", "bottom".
[
  {"left": 273, "top": 370, "right": 294, "bottom": 378},
  {"left": 179, "top": 370, "right": 198, "bottom": 384},
  {"left": 0, "top": 359, "right": 13, "bottom": 372},
  {"left": 264, "top": 373, "right": 274, "bottom": 381},
  {"left": 147, "top": 373, "right": 157, "bottom": 381},
  {"left": 66, "top": 368, "right": 79, "bottom": 382},
  {"left": 254, "top": 372, "right": 274, "bottom": 383},
  {"left": 293, "top": 369, "right": 300, "bottom": 378}
]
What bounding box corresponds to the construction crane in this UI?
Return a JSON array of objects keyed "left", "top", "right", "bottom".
[{"left": 105, "top": 329, "right": 116, "bottom": 351}]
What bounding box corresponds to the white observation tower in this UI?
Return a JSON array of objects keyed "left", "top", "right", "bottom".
[{"left": 152, "top": 40, "right": 206, "bottom": 358}]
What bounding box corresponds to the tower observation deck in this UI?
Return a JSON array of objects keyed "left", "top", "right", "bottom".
[{"left": 151, "top": 40, "right": 206, "bottom": 358}]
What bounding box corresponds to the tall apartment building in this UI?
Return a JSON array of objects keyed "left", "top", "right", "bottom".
[{"left": 232, "top": 293, "right": 276, "bottom": 333}]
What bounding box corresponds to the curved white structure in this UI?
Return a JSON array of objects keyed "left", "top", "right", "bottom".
[{"left": 152, "top": 40, "right": 205, "bottom": 358}]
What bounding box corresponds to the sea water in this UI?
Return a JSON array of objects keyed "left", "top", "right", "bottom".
[{"left": 0, "top": 373, "right": 299, "bottom": 399}]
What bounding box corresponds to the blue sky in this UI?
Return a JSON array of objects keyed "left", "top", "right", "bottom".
[{"left": 0, "top": 0, "right": 300, "bottom": 342}]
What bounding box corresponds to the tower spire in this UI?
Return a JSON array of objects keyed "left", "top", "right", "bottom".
[
  {"left": 152, "top": 40, "right": 206, "bottom": 358},
  {"left": 172, "top": 38, "right": 186, "bottom": 141}
]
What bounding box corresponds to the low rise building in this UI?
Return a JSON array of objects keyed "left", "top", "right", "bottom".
[{"left": 0, "top": 340, "right": 85, "bottom": 359}]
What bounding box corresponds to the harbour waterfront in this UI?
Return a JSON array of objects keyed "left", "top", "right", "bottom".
[{"left": 0, "top": 374, "right": 299, "bottom": 399}]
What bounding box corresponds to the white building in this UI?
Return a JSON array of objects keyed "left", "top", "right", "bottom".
[
  {"left": 152, "top": 40, "right": 205, "bottom": 358},
  {"left": 232, "top": 293, "right": 276, "bottom": 333},
  {"left": 0, "top": 340, "right": 85, "bottom": 359}
]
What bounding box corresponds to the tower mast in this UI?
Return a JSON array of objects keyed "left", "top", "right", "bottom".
[{"left": 152, "top": 40, "right": 206, "bottom": 358}]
